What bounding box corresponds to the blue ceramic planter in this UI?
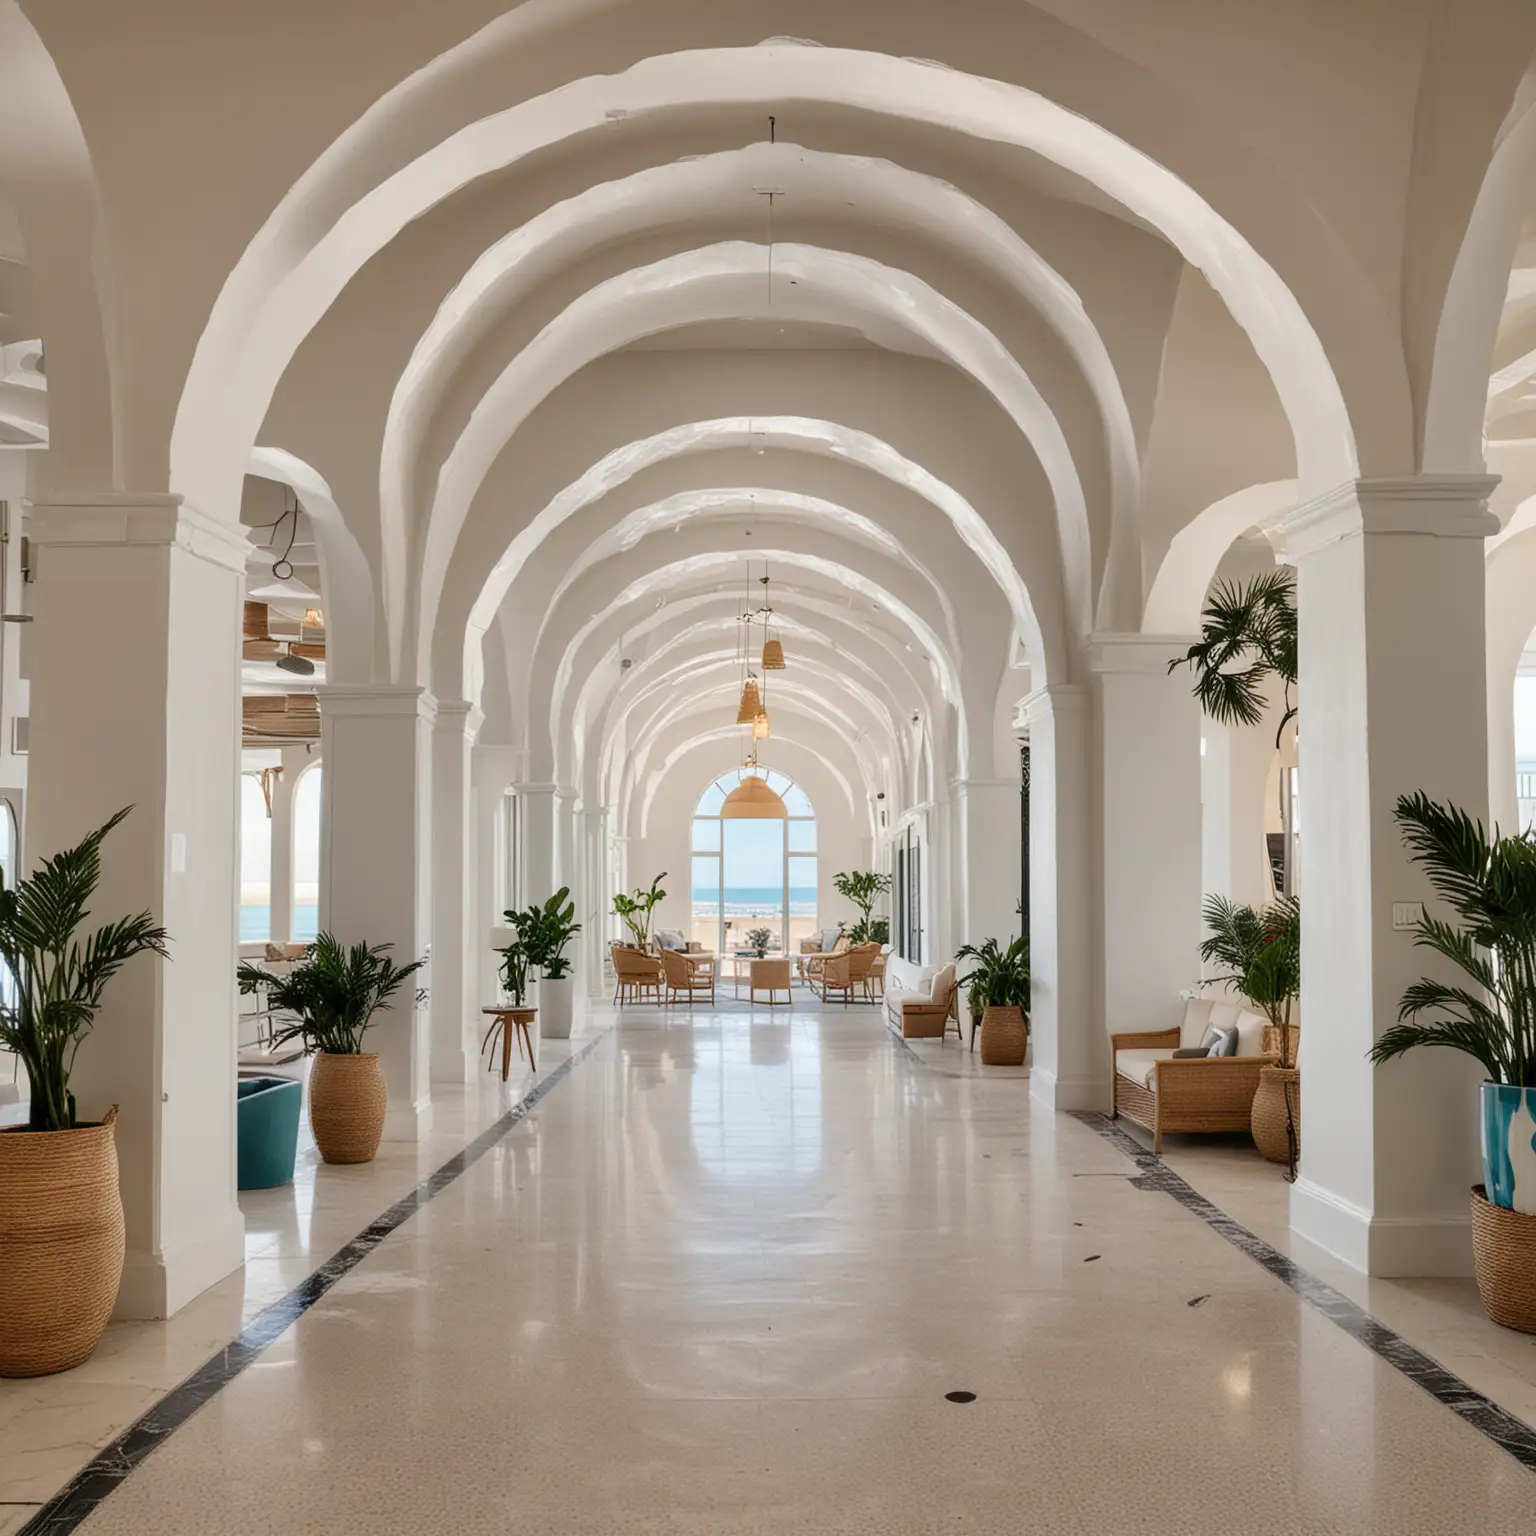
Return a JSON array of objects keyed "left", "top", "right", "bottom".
[{"left": 1480, "top": 1083, "right": 1536, "bottom": 1215}]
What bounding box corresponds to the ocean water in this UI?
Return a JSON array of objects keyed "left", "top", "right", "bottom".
[
  {"left": 240, "top": 904, "right": 319, "bottom": 943},
  {"left": 693, "top": 887, "right": 817, "bottom": 916}
]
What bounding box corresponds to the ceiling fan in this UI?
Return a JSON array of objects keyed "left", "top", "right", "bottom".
[{"left": 243, "top": 601, "right": 326, "bottom": 675}]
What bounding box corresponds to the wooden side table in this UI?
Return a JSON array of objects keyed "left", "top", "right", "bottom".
[{"left": 482, "top": 1006, "right": 537, "bottom": 1079}]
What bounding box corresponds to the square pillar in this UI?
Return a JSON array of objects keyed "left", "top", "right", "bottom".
[
  {"left": 1019, "top": 685, "right": 1098, "bottom": 1110},
  {"left": 951, "top": 777, "right": 1023, "bottom": 951},
  {"left": 317, "top": 686, "right": 434, "bottom": 1140},
  {"left": 1088, "top": 635, "right": 1204, "bottom": 1037},
  {"left": 1283, "top": 476, "right": 1498, "bottom": 1276},
  {"left": 515, "top": 782, "right": 557, "bottom": 904},
  {"left": 26, "top": 493, "right": 247, "bottom": 1318},
  {"left": 474, "top": 745, "right": 518, "bottom": 1008},
  {"left": 430, "top": 702, "right": 482, "bottom": 1083}
]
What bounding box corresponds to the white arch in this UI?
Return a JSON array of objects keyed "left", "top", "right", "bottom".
[
  {"left": 174, "top": 41, "right": 1362, "bottom": 566},
  {"left": 1142, "top": 480, "right": 1298, "bottom": 632},
  {"left": 381, "top": 142, "right": 1139, "bottom": 625},
  {"left": 458, "top": 414, "right": 1055, "bottom": 696},
  {"left": 419, "top": 242, "right": 1080, "bottom": 680}
]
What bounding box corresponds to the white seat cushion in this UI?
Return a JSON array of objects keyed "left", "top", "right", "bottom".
[
  {"left": 1115, "top": 1049, "right": 1179, "bottom": 1090},
  {"left": 1179, "top": 997, "right": 1217, "bottom": 1049},
  {"left": 1235, "top": 1009, "right": 1269, "bottom": 1058}
]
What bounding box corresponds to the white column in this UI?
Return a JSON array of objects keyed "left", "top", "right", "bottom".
[
  {"left": 1088, "top": 635, "right": 1203, "bottom": 1038},
  {"left": 430, "top": 702, "right": 483, "bottom": 1083},
  {"left": 26, "top": 493, "right": 246, "bottom": 1318},
  {"left": 554, "top": 787, "right": 579, "bottom": 894},
  {"left": 515, "top": 782, "right": 557, "bottom": 903},
  {"left": 1283, "top": 476, "right": 1497, "bottom": 1276},
  {"left": 473, "top": 745, "right": 519, "bottom": 1010},
  {"left": 951, "top": 777, "right": 1023, "bottom": 950},
  {"left": 579, "top": 807, "right": 607, "bottom": 996},
  {"left": 317, "top": 686, "right": 434, "bottom": 1140},
  {"left": 268, "top": 745, "right": 308, "bottom": 943},
  {"left": 1020, "top": 685, "right": 1097, "bottom": 1110}
]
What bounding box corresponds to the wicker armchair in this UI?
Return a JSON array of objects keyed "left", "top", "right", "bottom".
[
  {"left": 660, "top": 947, "right": 715, "bottom": 1005},
  {"left": 611, "top": 943, "right": 663, "bottom": 1006},
  {"left": 749, "top": 957, "right": 791, "bottom": 1006},
  {"left": 815, "top": 942, "right": 880, "bottom": 1005},
  {"left": 1111, "top": 1009, "right": 1275, "bottom": 1152},
  {"left": 802, "top": 932, "right": 850, "bottom": 984}
]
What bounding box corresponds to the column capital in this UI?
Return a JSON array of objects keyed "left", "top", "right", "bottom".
[
  {"left": 434, "top": 700, "right": 485, "bottom": 742},
  {"left": 26, "top": 492, "right": 250, "bottom": 575},
  {"left": 1085, "top": 633, "right": 1199, "bottom": 675},
  {"left": 316, "top": 685, "right": 437, "bottom": 724},
  {"left": 1014, "top": 683, "right": 1088, "bottom": 731},
  {"left": 512, "top": 781, "right": 559, "bottom": 797},
  {"left": 1277, "top": 474, "right": 1500, "bottom": 559}
]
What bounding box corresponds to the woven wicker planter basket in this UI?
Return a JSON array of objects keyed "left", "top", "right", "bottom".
[
  {"left": 979, "top": 1006, "right": 1028, "bottom": 1066},
  {"left": 1251, "top": 1066, "right": 1301, "bottom": 1164},
  {"left": 1471, "top": 1185, "right": 1536, "bottom": 1332},
  {"left": 0, "top": 1108, "right": 125, "bottom": 1377},
  {"left": 309, "top": 1052, "right": 387, "bottom": 1165}
]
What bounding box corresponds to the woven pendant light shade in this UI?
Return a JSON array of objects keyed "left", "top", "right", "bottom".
[
  {"left": 752, "top": 711, "right": 771, "bottom": 740},
  {"left": 243, "top": 601, "right": 271, "bottom": 640},
  {"left": 761, "top": 636, "right": 785, "bottom": 670},
  {"left": 721, "top": 776, "right": 787, "bottom": 819},
  {"left": 735, "top": 679, "right": 762, "bottom": 725}
]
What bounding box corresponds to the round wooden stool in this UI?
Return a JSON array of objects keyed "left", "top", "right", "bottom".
[{"left": 481, "top": 1006, "right": 537, "bottom": 1079}]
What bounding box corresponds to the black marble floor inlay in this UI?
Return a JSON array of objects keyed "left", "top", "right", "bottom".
[
  {"left": 19, "top": 1031, "right": 612, "bottom": 1536},
  {"left": 1073, "top": 1111, "right": 1536, "bottom": 1475}
]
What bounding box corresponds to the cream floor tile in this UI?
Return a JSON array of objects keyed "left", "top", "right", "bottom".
[
  {"left": 0, "top": 1507, "right": 43, "bottom": 1536},
  {"left": 1, "top": 1007, "right": 1530, "bottom": 1533}
]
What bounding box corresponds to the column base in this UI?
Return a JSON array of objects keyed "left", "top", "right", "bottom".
[
  {"left": 384, "top": 1096, "right": 433, "bottom": 1142},
  {"left": 1290, "top": 1178, "right": 1474, "bottom": 1277},
  {"left": 1030, "top": 1069, "right": 1108, "bottom": 1114},
  {"left": 115, "top": 1208, "right": 246, "bottom": 1320},
  {"left": 429, "top": 1050, "right": 472, "bottom": 1086}
]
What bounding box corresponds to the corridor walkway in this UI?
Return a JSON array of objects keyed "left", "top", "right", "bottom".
[{"left": 27, "top": 1012, "right": 1536, "bottom": 1533}]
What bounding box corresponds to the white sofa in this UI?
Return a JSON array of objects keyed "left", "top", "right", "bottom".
[{"left": 883, "top": 961, "right": 958, "bottom": 1039}]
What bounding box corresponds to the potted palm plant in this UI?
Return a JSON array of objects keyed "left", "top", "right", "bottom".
[
  {"left": 612, "top": 872, "right": 666, "bottom": 950},
  {"left": 956, "top": 936, "right": 1030, "bottom": 1065},
  {"left": 745, "top": 926, "right": 773, "bottom": 958},
  {"left": 508, "top": 888, "right": 581, "bottom": 1040},
  {"left": 1370, "top": 792, "right": 1536, "bottom": 1330},
  {"left": 237, "top": 935, "right": 424, "bottom": 1166},
  {"left": 1200, "top": 894, "right": 1301, "bottom": 1172},
  {"left": 834, "top": 869, "right": 892, "bottom": 944},
  {"left": 0, "top": 807, "right": 169, "bottom": 1377}
]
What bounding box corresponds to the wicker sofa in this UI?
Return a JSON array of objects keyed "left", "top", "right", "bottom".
[
  {"left": 1111, "top": 996, "right": 1275, "bottom": 1152},
  {"left": 883, "top": 961, "right": 959, "bottom": 1039}
]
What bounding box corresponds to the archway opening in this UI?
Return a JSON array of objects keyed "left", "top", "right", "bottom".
[{"left": 691, "top": 768, "right": 816, "bottom": 955}]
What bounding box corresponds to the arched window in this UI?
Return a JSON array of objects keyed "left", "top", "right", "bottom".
[
  {"left": 292, "top": 763, "right": 322, "bottom": 941},
  {"left": 239, "top": 775, "right": 272, "bottom": 942},
  {"left": 691, "top": 768, "right": 816, "bottom": 954}
]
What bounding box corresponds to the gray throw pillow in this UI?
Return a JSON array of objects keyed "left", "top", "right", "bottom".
[{"left": 1201, "top": 1023, "right": 1238, "bottom": 1058}]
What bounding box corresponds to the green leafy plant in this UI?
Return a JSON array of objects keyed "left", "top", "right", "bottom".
[
  {"left": 0, "top": 808, "right": 170, "bottom": 1133},
  {"left": 495, "top": 936, "right": 531, "bottom": 1007},
  {"left": 1169, "top": 572, "right": 1297, "bottom": 746},
  {"left": 745, "top": 926, "right": 773, "bottom": 956},
  {"left": 1199, "top": 894, "right": 1301, "bottom": 1068},
  {"left": 237, "top": 933, "right": 425, "bottom": 1056},
  {"left": 956, "top": 936, "right": 1031, "bottom": 1017},
  {"left": 834, "top": 870, "right": 891, "bottom": 936},
  {"left": 507, "top": 887, "right": 581, "bottom": 980},
  {"left": 1370, "top": 793, "right": 1536, "bottom": 1086},
  {"left": 612, "top": 872, "right": 667, "bottom": 948},
  {"left": 849, "top": 915, "right": 891, "bottom": 947}
]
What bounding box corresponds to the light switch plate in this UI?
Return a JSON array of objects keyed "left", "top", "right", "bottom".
[
  {"left": 1391, "top": 902, "right": 1423, "bottom": 931},
  {"left": 170, "top": 832, "right": 187, "bottom": 874}
]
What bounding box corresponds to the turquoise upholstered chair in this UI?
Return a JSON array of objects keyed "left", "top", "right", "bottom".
[{"left": 236, "top": 1076, "right": 302, "bottom": 1190}]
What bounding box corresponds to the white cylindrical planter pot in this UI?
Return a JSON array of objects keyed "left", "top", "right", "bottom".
[{"left": 540, "top": 975, "right": 574, "bottom": 1039}]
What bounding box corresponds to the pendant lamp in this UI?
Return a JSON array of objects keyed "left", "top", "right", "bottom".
[
  {"left": 752, "top": 711, "right": 771, "bottom": 740},
  {"left": 761, "top": 634, "right": 785, "bottom": 670},
  {"left": 736, "top": 678, "right": 762, "bottom": 724},
  {"left": 721, "top": 775, "right": 788, "bottom": 819}
]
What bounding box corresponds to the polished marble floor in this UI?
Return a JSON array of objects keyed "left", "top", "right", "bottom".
[{"left": 5, "top": 1005, "right": 1536, "bottom": 1533}]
